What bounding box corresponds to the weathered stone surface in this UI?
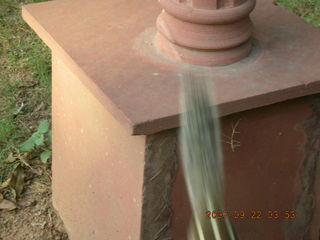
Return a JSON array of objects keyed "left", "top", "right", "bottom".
[
  {"left": 285, "top": 95, "right": 320, "bottom": 240},
  {"left": 22, "top": 0, "right": 320, "bottom": 135},
  {"left": 156, "top": 0, "right": 255, "bottom": 65},
  {"left": 141, "top": 130, "right": 178, "bottom": 239},
  {"left": 51, "top": 54, "right": 146, "bottom": 240},
  {"left": 22, "top": 0, "right": 320, "bottom": 239},
  {"left": 170, "top": 95, "right": 320, "bottom": 239}
]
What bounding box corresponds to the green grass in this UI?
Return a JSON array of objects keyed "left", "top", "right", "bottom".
[
  {"left": 0, "top": 0, "right": 51, "bottom": 183},
  {"left": 0, "top": 0, "right": 319, "bottom": 184},
  {"left": 277, "top": 0, "right": 320, "bottom": 27}
]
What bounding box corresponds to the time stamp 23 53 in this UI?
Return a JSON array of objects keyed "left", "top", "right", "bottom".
[{"left": 206, "top": 210, "right": 296, "bottom": 220}]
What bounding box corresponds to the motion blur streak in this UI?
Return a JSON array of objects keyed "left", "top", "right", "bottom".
[{"left": 179, "top": 73, "right": 238, "bottom": 240}]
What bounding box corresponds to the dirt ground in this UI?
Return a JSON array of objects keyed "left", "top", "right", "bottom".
[
  {"left": 0, "top": 164, "right": 69, "bottom": 240},
  {"left": 0, "top": 1, "right": 69, "bottom": 236}
]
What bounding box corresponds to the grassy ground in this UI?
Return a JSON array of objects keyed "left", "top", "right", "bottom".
[
  {"left": 277, "top": 0, "right": 320, "bottom": 27},
  {"left": 0, "top": 2, "right": 70, "bottom": 239},
  {"left": 0, "top": 0, "right": 51, "bottom": 184}
]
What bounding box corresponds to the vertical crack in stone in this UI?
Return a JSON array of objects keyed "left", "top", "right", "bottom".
[
  {"left": 286, "top": 95, "right": 320, "bottom": 240},
  {"left": 140, "top": 130, "right": 178, "bottom": 240}
]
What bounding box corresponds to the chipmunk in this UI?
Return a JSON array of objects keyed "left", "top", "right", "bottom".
[{"left": 179, "top": 73, "right": 238, "bottom": 240}]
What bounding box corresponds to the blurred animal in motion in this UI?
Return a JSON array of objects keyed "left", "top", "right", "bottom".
[{"left": 179, "top": 74, "right": 238, "bottom": 240}]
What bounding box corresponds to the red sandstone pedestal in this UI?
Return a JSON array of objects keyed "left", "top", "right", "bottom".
[
  {"left": 22, "top": 0, "right": 320, "bottom": 239},
  {"left": 155, "top": 0, "right": 256, "bottom": 66}
]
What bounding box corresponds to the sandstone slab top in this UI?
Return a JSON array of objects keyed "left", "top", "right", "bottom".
[{"left": 22, "top": 0, "right": 320, "bottom": 135}]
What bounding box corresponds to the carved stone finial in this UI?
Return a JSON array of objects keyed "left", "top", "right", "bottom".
[{"left": 155, "top": 0, "right": 256, "bottom": 66}]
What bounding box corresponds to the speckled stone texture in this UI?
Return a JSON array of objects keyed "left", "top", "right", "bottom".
[
  {"left": 171, "top": 95, "right": 320, "bottom": 240},
  {"left": 21, "top": 0, "right": 320, "bottom": 239},
  {"left": 22, "top": 0, "right": 320, "bottom": 135}
]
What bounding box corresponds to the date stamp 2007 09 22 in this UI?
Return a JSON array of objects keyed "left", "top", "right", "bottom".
[{"left": 206, "top": 210, "right": 296, "bottom": 220}]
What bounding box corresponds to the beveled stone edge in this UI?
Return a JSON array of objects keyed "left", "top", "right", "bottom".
[
  {"left": 22, "top": 3, "right": 320, "bottom": 137},
  {"left": 22, "top": 5, "right": 136, "bottom": 135},
  {"left": 132, "top": 81, "right": 320, "bottom": 135}
]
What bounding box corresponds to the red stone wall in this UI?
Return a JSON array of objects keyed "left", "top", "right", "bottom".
[{"left": 170, "top": 95, "right": 320, "bottom": 240}]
